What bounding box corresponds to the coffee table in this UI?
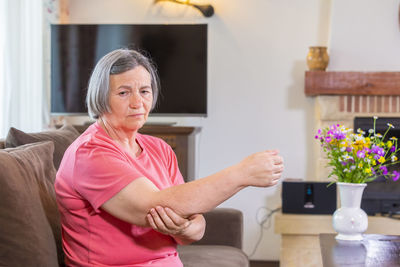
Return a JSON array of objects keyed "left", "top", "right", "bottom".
[{"left": 319, "top": 233, "right": 400, "bottom": 266}]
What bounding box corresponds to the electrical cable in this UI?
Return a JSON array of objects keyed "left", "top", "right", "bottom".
[{"left": 248, "top": 206, "right": 281, "bottom": 258}]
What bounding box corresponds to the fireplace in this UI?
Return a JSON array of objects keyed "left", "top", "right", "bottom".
[
  {"left": 307, "top": 71, "right": 400, "bottom": 216},
  {"left": 354, "top": 117, "right": 400, "bottom": 215}
]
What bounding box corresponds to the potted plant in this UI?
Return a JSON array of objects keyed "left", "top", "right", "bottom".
[{"left": 315, "top": 116, "right": 399, "bottom": 240}]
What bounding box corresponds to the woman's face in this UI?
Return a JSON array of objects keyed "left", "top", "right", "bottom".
[{"left": 104, "top": 66, "right": 153, "bottom": 132}]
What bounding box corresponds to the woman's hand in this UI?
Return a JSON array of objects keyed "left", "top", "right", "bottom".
[
  {"left": 237, "top": 149, "right": 284, "bottom": 187},
  {"left": 147, "top": 206, "right": 205, "bottom": 245}
]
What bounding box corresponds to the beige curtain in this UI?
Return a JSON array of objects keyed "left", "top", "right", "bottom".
[{"left": 0, "top": 0, "right": 44, "bottom": 138}]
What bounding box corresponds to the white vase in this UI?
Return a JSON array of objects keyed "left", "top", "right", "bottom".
[{"left": 332, "top": 182, "right": 368, "bottom": 241}]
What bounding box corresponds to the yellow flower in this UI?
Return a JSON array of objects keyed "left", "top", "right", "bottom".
[
  {"left": 378, "top": 156, "right": 385, "bottom": 164},
  {"left": 387, "top": 141, "right": 393, "bottom": 148},
  {"left": 364, "top": 168, "right": 371, "bottom": 174},
  {"left": 358, "top": 162, "right": 363, "bottom": 168}
]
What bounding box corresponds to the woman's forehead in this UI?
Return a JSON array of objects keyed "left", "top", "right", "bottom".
[{"left": 110, "top": 66, "right": 151, "bottom": 85}]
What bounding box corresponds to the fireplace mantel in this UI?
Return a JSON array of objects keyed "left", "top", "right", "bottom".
[{"left": 305, "top": 71, "right": 400, "bottom": 96}]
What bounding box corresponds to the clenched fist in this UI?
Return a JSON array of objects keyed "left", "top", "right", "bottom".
[{"left": 237, "top": 149, "right": 284, "bottom": 187}]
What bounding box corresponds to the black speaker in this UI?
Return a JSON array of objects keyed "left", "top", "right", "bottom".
[{"left": 282, "top": 180, "right": 337, "bottom": 214}]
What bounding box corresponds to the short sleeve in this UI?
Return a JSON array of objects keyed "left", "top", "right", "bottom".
[
  {"left": 164, "top": 144, "right": 185, "bottom": 186},
  {"left": 72, "top": 142, "right": 143, "bottom": 213}
]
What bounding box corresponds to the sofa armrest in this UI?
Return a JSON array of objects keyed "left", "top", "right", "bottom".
[{"left": 193, "top": 208, "right": 243, "bottom": 249}]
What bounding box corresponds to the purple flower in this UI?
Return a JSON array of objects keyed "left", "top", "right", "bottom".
[
  {"left": 393, "top": 171, "right": 400, "bottom": 181},
  {"left": 371, "top": 145, "right": 385, "bottom": 156},
  {"left": 333, "top": 131, "right": 346, "bottom": 140},
  {"left": 325, "top": 136, "right": 332, "bottom": 143},
  {"left": 391, "top": 146, "right": 396, "bottom": 152},
  {"left": 315, "top": 135, "right": 319, "bottom": 139},
  {"left": 380, "top": 166, "right": 388, "bottom": 175},
  {"left": 346, "top": 147, "right": 353, "bottom": 152},
  {"left": 357, "top": 151, "right": 365, "bottom": 158},
  {"left": 341, "top": 161, "right": 347, "bottom": 166},
  {"left": 371, "top": 168, "right": 376, "bottom": 174}
]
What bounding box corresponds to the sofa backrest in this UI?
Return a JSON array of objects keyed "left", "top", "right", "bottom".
[
  {"left": 193, "top": 208, "right": 243, "bottom": 249},
  {"left": 0, "top": 125, "right": 80, "bottom": 267}
]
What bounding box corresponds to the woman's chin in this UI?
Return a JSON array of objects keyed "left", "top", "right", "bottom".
[{"left": 125, "top": 120, "right": 146, "bottom": 132}]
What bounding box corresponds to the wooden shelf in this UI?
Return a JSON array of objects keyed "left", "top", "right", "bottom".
[{"left": 305, "top": 71, "right": 400, "bottom": 96}]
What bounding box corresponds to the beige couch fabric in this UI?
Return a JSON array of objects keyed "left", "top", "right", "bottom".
[{"left": 0, "top": 141, "right": 60, "bottom": 266}]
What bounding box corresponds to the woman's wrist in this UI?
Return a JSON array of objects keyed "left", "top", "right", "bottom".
[{"left": 172, "top": 214, "right": 205, "bottom": 245}]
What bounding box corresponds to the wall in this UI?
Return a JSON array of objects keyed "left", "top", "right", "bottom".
[
  {"left": 329, "top": 0, "right": 400, "bottom": 71},
  {"left": 61, "top": 0, "right": 331, "bottom": 261}
]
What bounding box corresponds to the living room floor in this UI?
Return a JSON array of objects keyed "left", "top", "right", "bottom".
[{"left": 250, "top": 260, "right": 279, "bottom": 267}]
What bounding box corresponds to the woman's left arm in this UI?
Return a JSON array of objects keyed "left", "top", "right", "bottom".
[{"left": 147, "top": 206, "right": 206, "bottom": 245}]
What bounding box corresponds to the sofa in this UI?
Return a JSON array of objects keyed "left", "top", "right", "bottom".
[{"left": 0, "top": 125, "right": 249, "bottom": 267}]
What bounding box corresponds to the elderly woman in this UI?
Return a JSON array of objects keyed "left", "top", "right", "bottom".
[{"left": 55, "top": 49, "right": 284, "bottom": 267}]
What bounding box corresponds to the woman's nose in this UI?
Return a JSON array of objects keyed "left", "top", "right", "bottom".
[{"left": 129, "top": 92, "right": 143, "bottom": 109}]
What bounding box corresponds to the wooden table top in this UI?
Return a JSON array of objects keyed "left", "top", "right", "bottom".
[{"left": 319, "top": 233, "right": 400, "bottom": 267}]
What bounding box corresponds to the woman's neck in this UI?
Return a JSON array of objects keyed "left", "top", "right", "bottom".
[{"left": 98, "top": 118, "right": 142, "bottom": 157}]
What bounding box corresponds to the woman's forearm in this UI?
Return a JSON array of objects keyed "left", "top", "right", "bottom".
[{"left": 152, "top": 165, "right": 245, "bottom": 216}]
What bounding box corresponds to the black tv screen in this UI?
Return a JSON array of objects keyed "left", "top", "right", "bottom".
[{"left": 50, "top": 24, "right": 207, "bottom": 116}]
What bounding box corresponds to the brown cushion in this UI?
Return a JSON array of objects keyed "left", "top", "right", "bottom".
[
  {"left": 5, "top": 125, "right": 80, "bottom": 169},
  {"left": 0, "top": 141, "right": 61, "bottom": 266}
]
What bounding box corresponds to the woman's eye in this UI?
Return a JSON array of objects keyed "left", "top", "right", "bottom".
[
  {"left": 141, "top": 89, "right": 151, "bottom": 95},
  {"left": 118, "top": 91, "right": 129, "bottom": 96}
]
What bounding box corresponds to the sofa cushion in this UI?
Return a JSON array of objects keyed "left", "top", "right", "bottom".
[
  {"left": 194, "top": 208, "right": 243, "bottom": 249},
  {"left": 177, "top": 245, "right": 249, "bottom": 267},
  {"left": 5, "top": 124, "right": 80, "bottom": 169},
  {"left": 0, "top": 141, "right": 61, "bottom": 266}
]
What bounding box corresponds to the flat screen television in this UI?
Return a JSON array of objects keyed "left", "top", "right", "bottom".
[{"left": 50, "top": 24, "right": 207, "bottom": 116}]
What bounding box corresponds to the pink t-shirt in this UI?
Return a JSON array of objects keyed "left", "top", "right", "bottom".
[{"left": 55, "top": 122, "right": 185, "bottom": 267}]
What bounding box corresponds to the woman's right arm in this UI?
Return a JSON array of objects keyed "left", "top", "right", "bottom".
[{"left": 101, "top": 150, "right": 283, "bottom": 227}]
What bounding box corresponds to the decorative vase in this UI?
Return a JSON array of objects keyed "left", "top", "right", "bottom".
[
  {"left": 306, "top": 46, "right": 329, "bottom": 71},
  {"left": 332, "top": 182, "right": 368, "bottom": 241}
]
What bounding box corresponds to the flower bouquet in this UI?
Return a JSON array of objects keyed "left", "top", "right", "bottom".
[
  {"left": 315, "top": 116, "right": 400, "bottom": 241},
  {"left": 315, "top": 116, "right": 400, "bottom": 184}
]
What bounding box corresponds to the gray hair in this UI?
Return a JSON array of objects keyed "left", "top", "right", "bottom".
[{"left": 86, "top": 48, "right": 160, "bottom": 119}]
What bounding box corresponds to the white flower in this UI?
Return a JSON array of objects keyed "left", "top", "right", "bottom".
[
  {"left": 374, "top": 116, "right": 378, "bottom": 119},
  {"left": 350, "top": 165, "right": 356, "bottom": 171},
  {"left": 387, "top": 123, "right": 394, "bottom": 128},
  {"left": 369, "top": 129, "right": 374, "bottom": 134}
]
